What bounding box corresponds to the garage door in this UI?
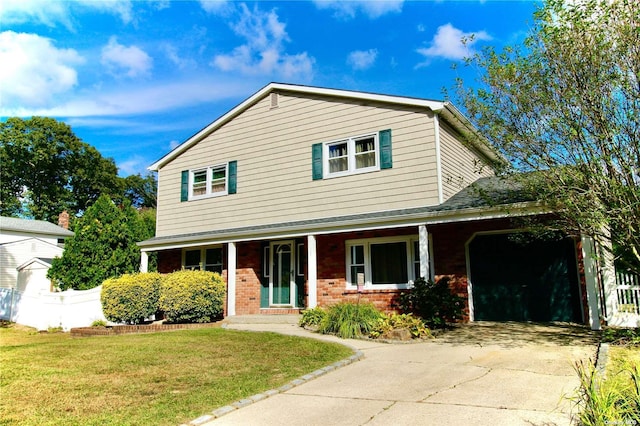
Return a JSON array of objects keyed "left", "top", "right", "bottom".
[{"left": 468, "top": 233, "right": 582, "bottom": 322}]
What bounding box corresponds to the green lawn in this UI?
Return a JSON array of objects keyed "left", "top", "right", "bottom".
[{"left": 0, "top": 323, "right": 353, "bottom": 426}]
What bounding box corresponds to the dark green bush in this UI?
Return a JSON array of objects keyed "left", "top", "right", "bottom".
[
  {"left": 101, "top": 273, "right": 161, "bottom": 324},
  {"left": 159, "top": 270, "right": 226, "bottom": 323},
  {"left": 299, "top": 306, "right": 327, "bottom": 328},
  {"left": 318, "top": 302, "right": 383, "bottom": 339},
  {"left": 398, "top": 277, "right": 465, "bottom": 328}
]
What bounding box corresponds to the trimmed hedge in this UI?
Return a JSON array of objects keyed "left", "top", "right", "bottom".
[
  {"left": 101, "top": 273, "right": 161, "bottom": 324},
  {"left": 159, "top": 270, "right": 226, "bottom": 323}
]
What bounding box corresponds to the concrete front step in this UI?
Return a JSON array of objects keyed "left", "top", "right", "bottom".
[{"left": 223, "top": 314, "right": 301, "bottom": 325}]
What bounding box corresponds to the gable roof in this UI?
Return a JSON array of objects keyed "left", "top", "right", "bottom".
[
  {"left": 148, "top": 82, "right": 503, "bottom": 171},
  {"left": 17, "top": 257, "right": 55, "bottom": 271},
  {"left": 0, "top": 216, "right": 74, "bottom": 238}
]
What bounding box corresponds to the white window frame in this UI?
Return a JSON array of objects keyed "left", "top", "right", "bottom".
[
  {"left": 182, "top": 246, "right": 224, "bottom": 273},
  {"left": 323, "top": 133, "right": 379, "bottom": 178},
  {"left": 189, "top": 163, "right": 228, "bottom": 200},
  {"left": 345, "top": 236, "right": 418, "bottom": 290}
]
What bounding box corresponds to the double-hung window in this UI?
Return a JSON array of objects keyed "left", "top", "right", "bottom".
[
  {"left": 183, "top": 247, "right": 223, "bottom": 274},
  {"left": 181, "top": 161, "right": 237, "bottom": 201},
  {"left": 346, "top": 236, "right": 419, "bottom": 290},
  {"left": 325, "top": 134, "right": 378, "bottom": 177},
  {"left": 312, "top": 129, "right": 392, "bottom": 180}
]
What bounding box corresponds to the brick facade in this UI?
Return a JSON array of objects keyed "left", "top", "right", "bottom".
[{"left": 154, "top": 218, "right": 590, "bottom": 324}]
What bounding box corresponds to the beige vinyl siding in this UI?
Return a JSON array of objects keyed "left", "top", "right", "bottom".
[
  {"left": 0, "top": 239, "right": 63, "bottom": 289},
  {"left": 156, "top": 92, "right": 440, "bottom": 237},
  {"left": 439, "top": 121, "right": 495, "bottom": 201}
]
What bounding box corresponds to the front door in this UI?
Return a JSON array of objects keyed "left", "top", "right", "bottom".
[{"left": 270, "top": 241, "right": 295, "bottom": 306}]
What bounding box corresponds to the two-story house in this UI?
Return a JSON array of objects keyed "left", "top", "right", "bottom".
[{"left": 139, "top": 83, "right": 605, "bottom": 328}]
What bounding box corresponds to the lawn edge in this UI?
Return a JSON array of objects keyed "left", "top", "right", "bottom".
[{"left": 180, "top": 335, "right": 363, "bottom": 426}]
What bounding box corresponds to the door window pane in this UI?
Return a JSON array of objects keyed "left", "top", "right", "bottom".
[{"left": 371, "top": 242, "right": 408, "bottom": 284}]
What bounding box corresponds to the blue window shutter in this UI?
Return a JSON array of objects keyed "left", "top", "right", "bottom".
[
  {"left": 312, "top": 143, "right": 323, "bottom": 180},
  {"left": 228, "top": 161, "right": 237, "bottom": 194},
  {"left": 379, "top": 129, "right": 392, "bottom": 169},
  {"left": 180, "top": 170, "right": 189, "bottom": 202}
]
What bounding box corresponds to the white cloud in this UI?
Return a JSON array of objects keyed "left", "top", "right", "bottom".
[
  {"left": 101, "top": 36, "right": 153, "bottom": 78},
  {"left": 169, "top": 140, "right": 181, "bottom": 150},
  {"left": 1, "top": 78, "right": 253, "bottom": 117},
  {"left": 347, "top": 49, "right": 378, "bottom": 70},
  {"left": 199, "top": 0, "right": 231, "bottom": 15},
  {"left": 0, "top": 0, "right": 133, "bottom": 30},
  {"left": 0, "top": 31, "right": 85, "bottom": 109},
  {"left": 212, "top": 4, "right": 314, "bottom": 79},
  {"left": 416, "top": 23, "right": 492, "bottom": 65},
  {"left": 313, "top": 0, "right": 403, "bottom": 19}
]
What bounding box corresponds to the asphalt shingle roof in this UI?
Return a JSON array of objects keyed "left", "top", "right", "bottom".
[{"left": 0, "top": 216, "right": 74, "bottom": 237}]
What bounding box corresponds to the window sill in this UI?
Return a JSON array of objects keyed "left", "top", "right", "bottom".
[
  {"left": 188, "top": 191, "right": 228, "bottom": 201},
  {"left": 345, "top": 284, "right": 412, "bottom": 292}
]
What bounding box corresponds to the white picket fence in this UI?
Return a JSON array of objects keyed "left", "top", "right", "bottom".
[
  {"left": 0, "top": 286, "right": 107, "bottom": 331},
  {"left": 611, "top": 272, "right": 640, "bottom": 327}
]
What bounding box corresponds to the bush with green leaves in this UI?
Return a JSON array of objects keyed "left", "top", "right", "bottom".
[
  {"left": 370, "top": 313, "right": 432, "bottom": 339},
  {"left": 101, "top": 273, "right": 161, "bottom": 324},
  {"left": 318, "top": 302, "right": 383, "bottom": 339},
  {"left": 397, "top": 277, "right": 465, "bottom": 328},
  {"left": 299, "top": 306, "right": 327, "bottom": 328},
  {"left": 159, "top": 270, "right": 226, "bottom": 323}
]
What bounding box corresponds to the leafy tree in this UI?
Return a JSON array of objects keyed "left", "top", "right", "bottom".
[
  {"left": 455, "top": 0, "right": 640, "bottom": 271},
  {"left": 48, "top": 195, "right": 153, "bottom": 290},
  {"left": 0, "top": 117, "right": 121, "bottom": 221},
  {"left": 121, "top": 173, "right": 157, "bottom": 209}
]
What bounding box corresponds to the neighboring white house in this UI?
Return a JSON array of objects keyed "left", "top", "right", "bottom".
[{"left": 0, "top": 215, "right": 73, "bottom": 290}]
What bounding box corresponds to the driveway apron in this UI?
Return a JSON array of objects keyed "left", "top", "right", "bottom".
[{"left": 197, "top": 321, "right": 598, "bottom": 426}]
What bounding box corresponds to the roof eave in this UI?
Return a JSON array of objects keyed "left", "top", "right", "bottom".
[{"left": 138, "top": 201, "right": 548, "bottom": 251}]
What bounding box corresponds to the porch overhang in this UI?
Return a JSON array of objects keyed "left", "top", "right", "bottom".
[{"left": 138, "top": 201, "right": 548, "bottom": 252}]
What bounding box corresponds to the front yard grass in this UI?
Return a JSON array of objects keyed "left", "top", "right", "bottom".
[{"left": 0, "top": 323, "right": 353, "bottom": 426}]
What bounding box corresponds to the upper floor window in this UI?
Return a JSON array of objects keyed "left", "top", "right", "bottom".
[
  {"left": 181, "top": 161, "right": 237, "bottom": 202},
  {"left": 312, "top": 129, "right": 392, "bottom": 180}
]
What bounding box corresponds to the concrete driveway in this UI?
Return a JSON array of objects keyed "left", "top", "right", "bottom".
[{"left": 192, "top": 321, "right": 598, "bottom": 426}]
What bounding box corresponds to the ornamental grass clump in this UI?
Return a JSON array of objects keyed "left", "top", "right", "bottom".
[
  {"left": 369, "top": 313, "right": 432, "bottom": 340},
  {"left": 159, "top": 270, "right": 226, "bottom": 323},
  {"left": 101, "top": 272, "right": 162, "bottom": 324},
  {"left": 318, "top": 302, "right": 383, "bottom": 339}
]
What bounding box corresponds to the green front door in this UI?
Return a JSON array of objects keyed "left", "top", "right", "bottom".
[{"left": 271, "top": 242, "right": 294, "bottom": 305}]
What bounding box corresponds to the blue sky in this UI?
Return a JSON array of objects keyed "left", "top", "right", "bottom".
[{"left": 1, "top": 0, "right": 539, "bottom": 176}]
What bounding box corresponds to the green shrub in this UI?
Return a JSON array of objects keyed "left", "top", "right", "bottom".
[
  {"left": 370, "top": 313, "right": 432, "bottom": 339},
  {"left": 397, "top": 277, "right": 465, "bottom": 328},
  {"left": 159, "top": 270, "right": 226, "bottom": 323},
  {"left": 299, "top": 306, "right": 327, "bottom": 328},
  {"left": 101, "top": 273, "right": 161, "bottom": 324},
  {"left": 91, "top": 320, "right": 107, "bottom": 327},
  {"left": 318, "top": 302, "right": 383, "bottom": 339}
]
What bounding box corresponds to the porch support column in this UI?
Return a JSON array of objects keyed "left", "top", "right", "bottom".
[
  {"left": 227, "top": 242, "right": 236, "bottom": 316},
  {"left": 418, "top": 225, "right": 431, "bottom": 281},
  {"left": 140, "top": 251, "right": 149, "bottom": 273},
  {"left": 307, "top": 234, "right": 317, "bottom": 308},
  {"left": 580, "top": 235, "right": 602, "bottom": 330}
]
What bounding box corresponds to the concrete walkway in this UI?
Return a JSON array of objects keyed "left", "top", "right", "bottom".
[{"left": 189, "top": 320, "right": 599, "bottom": 426}]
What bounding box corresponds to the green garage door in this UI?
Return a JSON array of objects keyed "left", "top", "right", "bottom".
[{"left": 469, "top": 233, "right": 582, "bottom": 322}]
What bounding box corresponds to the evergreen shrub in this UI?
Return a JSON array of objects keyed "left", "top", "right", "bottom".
[
  {"left": 159, "top": 270, "right": 226, "bottom": 323},
  {"left": 101, "top": 272, "right": 161, "bottom": 324}
]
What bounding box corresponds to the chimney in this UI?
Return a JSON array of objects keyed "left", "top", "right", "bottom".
[{"left": 58, "top": 210, "right": 69, "bottom": 230}]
